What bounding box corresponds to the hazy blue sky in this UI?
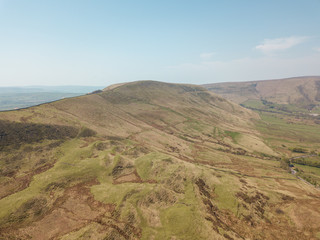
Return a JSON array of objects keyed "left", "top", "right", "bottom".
[{"left": 1, "top": 0, "right": 320, "bottom": 86}]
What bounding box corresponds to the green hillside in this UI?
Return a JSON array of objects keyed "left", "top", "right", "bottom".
[{"left": 0, "top": 81, "right": 319, "bottom": 240}]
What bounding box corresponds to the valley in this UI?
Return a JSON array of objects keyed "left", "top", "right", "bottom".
[{"left": 205, "top": 77, "right": 320, "bottom": 194}]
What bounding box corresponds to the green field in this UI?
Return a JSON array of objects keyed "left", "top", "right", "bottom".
[{"left": 256, "top": 112, "right": 320, "bottom": 144}]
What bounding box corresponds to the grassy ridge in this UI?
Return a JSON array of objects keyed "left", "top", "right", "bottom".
[{"left": 0, "top": 81, "right": 320, "bottom": 239}]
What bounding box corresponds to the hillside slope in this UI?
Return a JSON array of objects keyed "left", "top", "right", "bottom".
[
  {"left": 0, "top": 81, "right": 319, "bottom": 240},
  {"left": 204, "top": 76, "right": 320, "bottom": 113}
]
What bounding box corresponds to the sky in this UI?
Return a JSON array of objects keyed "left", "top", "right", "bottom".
[{"left": 0, "top": 0, "right": 320, "bottom": 87}]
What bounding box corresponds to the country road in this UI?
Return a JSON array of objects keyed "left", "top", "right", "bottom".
[{"left": 288, "top": 154, "right": 320, "bottom": 189}]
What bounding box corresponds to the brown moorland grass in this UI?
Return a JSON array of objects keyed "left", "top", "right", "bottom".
[{"left": 0, "top": 81, "right": 319, "bottom": 239}]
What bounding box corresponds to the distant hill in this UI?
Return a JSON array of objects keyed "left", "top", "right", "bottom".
[
  {"left": 0, "top": 81, "right": 320, "bottom": 239},
  {"left": 203, "top": 76, "right": 320, "bottom": 113}
]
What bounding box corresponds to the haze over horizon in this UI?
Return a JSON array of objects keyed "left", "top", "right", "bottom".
[{"left": 1, "top": 0, "right": 320, "bottom": 87}]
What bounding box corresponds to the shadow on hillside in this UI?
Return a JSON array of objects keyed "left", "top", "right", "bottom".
[{"left": 0, "top": 120, "right": 79, "bottom": 150}]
